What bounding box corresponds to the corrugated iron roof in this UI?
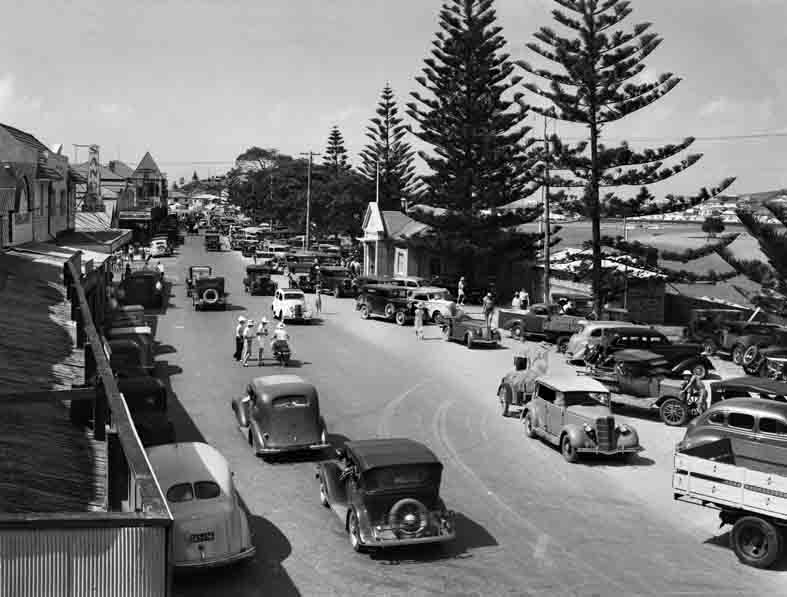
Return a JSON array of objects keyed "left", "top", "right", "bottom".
[
  {"left": 107, "top": 160, "right": 136, "bottom": 178},
  {"left": 381, "top": 210, "right": 430, "bottom": 240},
  {"left": 36, "top": 164, "right": 64, "bottom": 181},
  {"left": 0, "top": 122, "right": 49, "bottom": 153},
  {"left": 72, "top": 161, "right": 126, "bottom": 182}
]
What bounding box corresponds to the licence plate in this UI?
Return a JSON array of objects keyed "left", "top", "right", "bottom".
[{"left": 190, "top": 532, "right": 215, "bottom": 543}]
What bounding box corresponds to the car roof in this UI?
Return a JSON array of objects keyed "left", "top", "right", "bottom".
[
  {"left": 603, "top": 325, "right": 660, "bottom": 335},
  {"left": 246, "top": 264, "right": 272, "bottom": 271},
  {"left": 536, "top": 374, "right": 610, "bottom": 394},
  {"left": 281, "top": 288, "right": 304, "bottom": 294},
  {"left": 713, "top": 376, "right": 787, "bottom": 395},
  {"left": 707, "top": 396, "right": 787, "bottom": 416},
  {"left": 409, "top": 286, "right": 450, "bottom": 294},
  {"left": 250, "top": 375, "right": 317, "bottom": 400},
  {"left": 345, "top": 439, "right": 441, "bottom": 473},
  {"left": 147, "top": 442, "right": 232, "bottom": 495}
]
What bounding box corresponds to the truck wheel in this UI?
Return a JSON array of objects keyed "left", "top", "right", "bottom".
[
  {"left": 731, "top": 344, "right": 745, "bottom": 365},
  {"left": 659, "top": 398, "right": 688, "bottom": 426},
  {"left": 561, "top": 434, "right": 579, "bottom": 463},
  {"left": 384, "top": 303, "right": 395, "bottom": 319},
  {"left": 731, "top": 516, "right": 783, "bottom": 568},
  {"left": 510, "top": 323, "right": 523, "bottom": 341},
  {"left": 498, "top": 386, "right": 511, "bottom": 417},
  {"left": 523, "top": 412, "right": 536, "bottom": 438}
]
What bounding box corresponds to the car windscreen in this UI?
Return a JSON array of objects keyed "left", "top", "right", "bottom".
[
  {"left": 272, "top": 395, "right": 310, "bottom": 409},
  {"left": 167, "top": 483, "right": 194, "bottom": 503},
  {"left": 428, "top": 291, "right": 451, "bottom": 300},
  {"left": 364, "top": 464, "right": 441, "bottom": 491},
  {"left": 561, "top": 391, "right": 609, "bottom": 407},
  {"left": 192, "top": 267, "right": 211, "bottom": 277},
  {"left": 283, "top": 292, "right": 303, "bottom": 300},
  {"left": 194, "top": 481, "right": 222, "bottom": 499}
]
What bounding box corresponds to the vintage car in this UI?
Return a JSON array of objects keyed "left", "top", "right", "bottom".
[
  {"left": 496, "top": 302, "right": 585, "bottom": 350},
  {"left": 387, "top": 275, "right": 433, "bottom": 289},
  {"left": 677, "top": 397, "right": 787, "bottom": 456},
  {"left": 700, "top": 376, "right": 787, "bottom": 407},
  {"left": 116, "top": 376, "right": 174, "bottom": 447},
  {"left": 230, "top": 375, "right": 329, "bottom": 456},
  {"left": 149, "top": 238, "right": 171, "bottom": 258},
  {"left": 585, "top": 325, "right": 713, "bottom": 379},
  {"left": 564, "top": 321, "right": 634, "bottom": 364},
  {"left": 441, "top": 309, "right": 501, "bottom": 348},
  {"left": 318, "top": 266, "right": 355, "bottom": 297},
  {"left": 356, "top": 284, "right": 414, "bottom": 326},
  {"left": 254, "top": 249, "right": 278, "bottom": 268},
  {"left": 204, "top": 232, "right": 221, "bottom": 251},
  {"left": 294, "top": 271, "right": 316, "bottom": 294},
  {"left": 185, "top": 265, "right": 212, "bottom": 297},
  {"left": 408, "top": 287, "right": 455, "bottom": 324},
  {"left": 315, "top": 438, "right": 455, "bottom": 552},
  {"left": 147, "top": 442, "right": 256, "bottom": 569},
  {"left": 271, "top": 288, "right": 312, "bottom": 322},
  {"left": 715, "top": 320, "right": 787, "bottom": 364},
  {"left": 685, "top": 308, "right": 748, "bottom": 354},
  {"left": 521, "top": 375, "right": 643, "bottom": 462},
  {"left": 192, "top": 276, "right": 228, "bottom": 311},
  {"left": 595, "top": 349, "right": 709, "bottom": 426},
  {"left": 109, "top": 304, "right": 146, "bottom": 327},
  {"left": 119, "top": 270, "right": 165, "bottom": 309},
  {"left": 244, "top": 264, "right": 277, "bottom": 296},
  {"left": 241, "top": 242, "right": 258, "bottom": 258}
]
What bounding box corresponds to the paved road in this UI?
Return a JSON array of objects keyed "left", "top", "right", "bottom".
[{"left": 154, "top": 234, "right": 785, "bottom": 597}]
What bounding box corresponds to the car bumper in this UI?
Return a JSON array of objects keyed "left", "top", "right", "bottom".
[
  {"left": 256, "top": 442, "right": 330, "bottom": 454},
  {"left": 173, "top": 545, "right": 256, "bottom": 569},
  {"left": 471, "top": 338, "right": 499, "bottom": 345},
  {"left": 576, "top": 446, "right": 643, "bottom": 455}
]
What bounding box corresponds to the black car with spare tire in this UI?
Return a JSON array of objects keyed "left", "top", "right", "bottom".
[
  {"left": 315, "top": 438, "right": 455, "bottom": 553},
  {"left": 355, "top": 284, "right": 415, "bottom": 326},
  {"left": 192, "top": 276, "right": 227, "bottom": 310}
]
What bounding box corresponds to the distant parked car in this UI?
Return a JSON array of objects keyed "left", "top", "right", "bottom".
[
  {"left": 716, "top": 321, "right": 787, "bottom": 365},
  {"left": 564, "top": 321, "right": 634, "bottom": 364},
  {"left": 315, "top": 438, "right": 456, "bottom": 553},
  {"left": 441, "top": 309, "right": 500, "bottom": 348},
  {"left": 147, "top": 442, "right": 256, "bottom": 569},
  {"left": 408, "top": 287, "right": 455, "bottom": 324},
  {"left": 318, "top": 266, "right": 355, "bottom": 297},
  {"left": 356, "top": 284, "right": 414, "bottom": 326},
  {"left": 185, "top": 265, "right": 212, "bottom": 297}
]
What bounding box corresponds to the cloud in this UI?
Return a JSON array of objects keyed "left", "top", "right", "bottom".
[
  {"left": 699, "top": 96, "right": 774, "bottom": 122},
  {"left": 0, "top": 73, "right": 43, "bottom": 119}
]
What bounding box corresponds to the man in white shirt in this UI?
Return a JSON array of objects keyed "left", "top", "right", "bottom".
[{"left": 234, "top": 316, "right": 246, "bottom": 361}]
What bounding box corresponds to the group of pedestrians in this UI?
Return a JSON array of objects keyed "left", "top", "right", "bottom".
[{"left": 233, "top": 314, "right": 292, "bottom": 367}]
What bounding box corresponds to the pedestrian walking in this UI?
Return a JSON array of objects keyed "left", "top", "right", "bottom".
[
  {"left": 242, "top": 319, "right": 256, "bottom": 367},
  {"left": 512, "top": 292, "right": 522, "bottom": 309},
  {"left": 414, "top": 301, "right": 425, "bottom": 340},
  {"left": 482, "top": 292, "right": 495, "bottom": 327},
  {"left": 234, "top": 316, "right": 246, "bottom": 361},
  {"left": 314, "top": 286, "right": 323, "bottom": 315},
  {"left": 256, "top": 317, "right": 269, "bottom": 365},
  {"left": 457, "top": 276, "right": 466, "bottom": 306}
]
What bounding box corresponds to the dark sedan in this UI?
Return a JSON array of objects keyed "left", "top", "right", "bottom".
[{"left": 441, "top": 311, "right": 500, "bottom": 348}]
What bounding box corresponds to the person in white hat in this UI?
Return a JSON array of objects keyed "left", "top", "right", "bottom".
[
  {"left": 234, "top": 315, "right": 247, "bottom": 361},
  {"left": 242, "top": 319, "right": 256, "bottom": 367},
  {"left": 271, "top": 320, "right": 291, "bottom": 353},
  {"left": 256, "top": 317, "right": 270, "bottom": 365}
]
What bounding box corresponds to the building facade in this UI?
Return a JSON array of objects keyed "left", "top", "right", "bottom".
[{"left": 0, "top": 124, "right": 77, "bottom": 248}]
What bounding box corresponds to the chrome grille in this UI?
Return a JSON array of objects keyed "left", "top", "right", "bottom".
[
  {"left": 595, "top": 416, "right": 615, "bottom": 451},
  {"left": 293, "top": 304, "right": 302, "bottom": 318}
]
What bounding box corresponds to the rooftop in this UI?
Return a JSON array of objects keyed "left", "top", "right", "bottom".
[
  {"left": 0, "top": 122, "right": 49, "bottom": 153},
  {"left": 132, "top": 152, "right": 163, "bottom": 179}
]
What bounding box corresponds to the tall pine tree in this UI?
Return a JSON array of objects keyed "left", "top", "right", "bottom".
[
  {"left": 359, "top": 84, "right": 419, "bottom": 211},
  {"left": 406, "top": 0, "right": 542, "bottom": 268},
  {"left": 323, "top": 126, "right": 350, "bottom": 176},
  {"left": 518, "top": 0, "right": 735, "bottom": 312}
]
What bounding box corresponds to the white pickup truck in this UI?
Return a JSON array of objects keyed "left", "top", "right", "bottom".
[{"left": 673, "top": 437, "right": 787, "bottom": 568}]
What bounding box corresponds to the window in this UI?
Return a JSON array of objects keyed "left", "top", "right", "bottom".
[
  {"left": 590, "top": 328, "right": 603, "bottom": 337},
  {"left": 194, "top": 481, "right": 222, "bottom": 499},
  {"left": 727, "top": 412, "right": 755, "bottom": 431},
  {"left": 537, "top": 385, "right": 556, "bottom": 402},
  {"left": 395, "top": 248, "right": 407, "bottom": 276},
  {"left": 17, "top": 183, "right": 28, "bottom": 213},
  {"left": 759, "top": 418, "right": 787, "bottom": 435},
  {"left": 272, "top": 395, "right": 309, "bottom": 409},
  {"left": 167, "top": 483, "right": 194, "bottom": 502},
  {"left": 649, "top": 335, "right": 669, "bottom": 345},
  {"left": 707, "top": 411, "right": 725, "bottom": 425}
]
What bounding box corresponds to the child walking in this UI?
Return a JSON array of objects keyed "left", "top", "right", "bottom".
[{"left": 414, "top": 302, "right": 425, "bottom": 340}]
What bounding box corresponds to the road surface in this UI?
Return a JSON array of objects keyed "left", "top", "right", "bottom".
[{"left": 151, "top": 233, "right": 785, "bottom": 597}]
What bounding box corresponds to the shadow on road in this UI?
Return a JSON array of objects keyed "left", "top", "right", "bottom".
[
  {"left": 173, "top": 515, "right": 300, "bottom": 597},
  {"left": 154, "top": 342, "right": 177, "bottom": 356},
  {"left": 582, "top": 453, "right": 656, "bottom": 467},
  {"left": 371, "top": 512, "right": 497, "bottom": 564}
]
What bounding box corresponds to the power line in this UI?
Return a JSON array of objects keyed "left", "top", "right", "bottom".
[{"left": 562, "top": 131, "right": 787, "bottom": 143}]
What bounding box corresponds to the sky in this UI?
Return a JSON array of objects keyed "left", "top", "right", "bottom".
[{"left": 1, "top": 0, "right": 786, "bottom": 199}]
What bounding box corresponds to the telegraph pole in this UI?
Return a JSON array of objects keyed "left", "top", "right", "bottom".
[
  {"left": 542, "top": 116, "right": 552, "bottom": 304},
  {"left": 299, "top": 151, "right": 320, "bottom": 250}
]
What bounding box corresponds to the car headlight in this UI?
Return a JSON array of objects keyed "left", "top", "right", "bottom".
[
  {"left": 473, "top": 329, "right": 480, "bottom": 336},
  {"left": 616, "top": 424, "right": 630, "bottom": 434},
  {"left": 583, "top": 423, "right": 593, "bottom": 434},
  {"left": 155, "top": 281, "right": 163, "bottom": 291}
]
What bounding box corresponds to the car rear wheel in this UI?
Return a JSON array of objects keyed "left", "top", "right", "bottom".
[
  {"left": 348, "top": 510, "right": 363, "bottom": 553},
  {"left": 731, "top": 516, "right": 783, "bottom": 568},
  {"left": 510, "top": 323, "right": 523, "bottom": 341},
  {"left": 660, "top": 398, "right": 688, "bottom": 426},
  {"left": 395, "top": 311, "right": 407, "bottom": 326},
  {"left": 523, "top": 412, "right": 536, "bottom": 438},
  {"left": 359, "top": 305, "right": 370, "bottom": 319},
  {"left": 498, "top": 386, "right": 511, "bottom": 417},
  {"left": 561, "top": 434, "right": 579, "bottom": 463},
  {"left": 384, "top": 303, "right": 395, "bottom": 319},
  {"left": 731, "top": 344, "right": 745, "bottom": 365}
]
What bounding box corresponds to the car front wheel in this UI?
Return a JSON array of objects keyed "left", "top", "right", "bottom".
[
  {"left": 561, "top": 434, "right": 579, "bottom": 463},
  {"left": 466, "top": 334, "right": 474, "bottom": 349},
  {"left": 510, "top": 324, "right": 523, "bottom": 341},
  {"left": 660, "top": 398, "right": 688, "bottom": 426},
  {"left": 359, "top": 305, "right": 370, "bottom": 319},
  {"left": 523, "top": 412, "right": 536, "bottom": 438},
  {"left": 395, "top": 311, "right": 407, "bottom": 326}
]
